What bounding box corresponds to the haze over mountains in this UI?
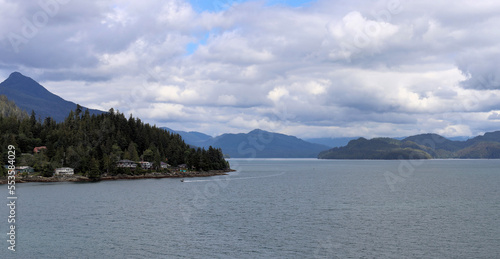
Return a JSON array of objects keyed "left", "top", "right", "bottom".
[
  {"left": 163, "top": 128, "right": 331, "bottom": 158},
  {"left": 0, "top": 72, "right": 103, "bottom": 122},
  {"left": 304, "top": 137, "right": 358, "bottom": 148}
]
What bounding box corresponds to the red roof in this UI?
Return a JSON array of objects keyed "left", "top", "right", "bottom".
[{"left": 33, "top": 146, "right": 47, "bottom": 153}]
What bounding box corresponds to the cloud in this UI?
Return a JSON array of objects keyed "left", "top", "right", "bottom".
[
  {"left": 1, "top": 0, "right": 500, "bottom": 138},
  {"left": 324, "top": 11, "right": 400, "bottom": 62},
  {"left": 217, "top": 94, "right": 237, "bottom": 105},
  {"left": 267, "top": 87, "right": 289, "bottom": 103},
  {"left": 457, "top": 50, "right": 500, "bottom": 90},
  {"left": 489, "top": 112, "right": 500, "bottom": 120}
]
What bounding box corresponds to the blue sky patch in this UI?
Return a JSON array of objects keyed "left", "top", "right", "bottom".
[
  {"left": 185, "top": 31, "right": 211, "bottom": 55},
  {"left": 189, "top": 0, "right": 315, "bottom": 12}
]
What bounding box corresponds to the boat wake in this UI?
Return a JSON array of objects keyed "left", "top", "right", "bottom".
[{"left": 182, "top": 171, "right": 286, "bottom": 183}]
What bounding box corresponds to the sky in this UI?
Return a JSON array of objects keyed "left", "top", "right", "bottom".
[{"left": 0, "top": 0, "right": 499, "bottom": 139}]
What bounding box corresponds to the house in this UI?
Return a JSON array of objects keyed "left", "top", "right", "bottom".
[
  {"left": 160, "top": 162, "right": 170, "bottom": 169},
  {"left": 178, "top": 164, "right": 188, "bottom": 172},
  {"left": 138, "top": 161, "right": 152, "bottom": 170},
  {"left": 117, "top": 160, "right": 137, "bottom": 168},
  {"left": 15, "top": 166, "right": 34, "bottom": 174},
  {"left": 54, "top": 167, "right": 74, "bottom": 176},
  {"left": 33, "top": 146, "right": 47, "bottom": 153}
]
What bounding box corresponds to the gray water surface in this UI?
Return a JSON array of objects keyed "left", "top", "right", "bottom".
[{"left": 2, "top": 159, "right": 499, "bottom": 258}]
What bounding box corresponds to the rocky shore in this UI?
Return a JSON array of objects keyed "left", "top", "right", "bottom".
[{"left": 0, "top": 169, "right": 234, "bottom": 184}]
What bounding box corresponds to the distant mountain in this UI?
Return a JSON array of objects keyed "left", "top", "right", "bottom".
[
  {"left": 319, "top": 131, "right": 500, "bottom": 159},
  {"left": 161, "top": 127, "right": 213, "bottom": 147},
  {"left": 162, "top": 128, "right": 330, "bottom": 158},
  {"left": 0, "top": 72, "right": 104, "bottom": 122},
  {"left": 208, "top": 129, "right": 331, "bottom": 158},
  {"left": 305, "top": 137, "right": 358, "bottom": 148}
]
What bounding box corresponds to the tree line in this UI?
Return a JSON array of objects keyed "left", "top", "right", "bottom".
[{"left": 0, "top": 101, "right": 229, "bottom": 178}]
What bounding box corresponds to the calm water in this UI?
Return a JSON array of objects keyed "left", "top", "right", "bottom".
[{"left": 2, "top": 159, "right": 499, "bottom": 258}]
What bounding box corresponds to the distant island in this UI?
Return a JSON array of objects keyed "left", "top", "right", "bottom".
[{"left": 318, "top": 132, "right": 500, "bottom": 159}]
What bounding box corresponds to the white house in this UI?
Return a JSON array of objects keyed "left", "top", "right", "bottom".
[
  {"left": 54, "top": 167, "right": 74, "bottom": 176},
  {"left": 117, "top": 160, "right": 137, "bottom": 168},
  {"left": 138, "top": 161, "right": 152, "bottom": 170}
]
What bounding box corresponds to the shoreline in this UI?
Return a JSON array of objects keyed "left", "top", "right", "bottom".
[{"left": 0, "top": 169, "right": 235, "bottom": 184}]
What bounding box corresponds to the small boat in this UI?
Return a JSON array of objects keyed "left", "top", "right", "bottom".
[{"left": 180, "top": 179, "right": 184, "bottom": 182}]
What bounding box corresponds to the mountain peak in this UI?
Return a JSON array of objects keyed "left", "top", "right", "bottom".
[
  {"left": 249, "top": 129, "right": 268, "bottom": 134},
  {"left": 9, "top": 71, "right": 24, "bottom": 78},
  {"left": 0, "top": 72, "right": 104, "bottom": 122},
  {"left": 5, "top": 72, "right": 32, "bottom": 82},
  {"left": 1, "top": 71, "right": 52, "bottom": 97}
]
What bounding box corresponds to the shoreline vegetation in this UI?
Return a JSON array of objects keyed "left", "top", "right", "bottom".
[
  {"left": 1, "top": 98, "right": 231, "bottom": 181},
  {"left": 0, "top": 169, "right": 235, "bottom": 184}
]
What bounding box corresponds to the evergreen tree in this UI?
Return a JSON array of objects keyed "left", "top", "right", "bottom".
[
  {"left": 142, "top": 149, "right": 154, "bottom": 162},
  {"left": 0, "top": 165, "right": 6, "bottom": 177},
  {"left": 88, "top": 157, "right": 100, "bottom": 179},
  {"left": 0, "top": 104, "right": 229, "bottom": 179},
  {"left": 42, "top": 163, "right": 54, "bottom": 177},
  {"left": 128, "top": 141, "right": 140, "bottom": 161}
]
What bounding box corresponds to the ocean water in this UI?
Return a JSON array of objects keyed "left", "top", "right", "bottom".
[{"left": 1, "top": 159, "right": 499, "bottom": 258}]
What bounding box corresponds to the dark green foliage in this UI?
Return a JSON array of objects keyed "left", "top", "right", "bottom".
[
  {"left": 0, "top": 165, "right": 6, "bottom": 177},
  {"left": 0, "top": 104, "right": 229, "bottom": 178},
  {"left": 0, "top": 95, "right": 29, "bottom": 120},
  {"left": 88, "top": 157, "right": 101, "bottom": 179},
  {"left": 41, "top": 163, "right": 54, "bottom": 177}
]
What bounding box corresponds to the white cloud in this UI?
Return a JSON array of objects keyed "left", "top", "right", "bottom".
[
  {"left": 2, "top": 0, "right": 500, "bottom": 138},
  {"left": 267, "top": 87, "right": 289, "bottom": 103},
  {"left": 324, "top": 11, "right": 400, "bottom": 61},
  {"left": 306, "top": 80, "right": 328, "bottom": 95}
]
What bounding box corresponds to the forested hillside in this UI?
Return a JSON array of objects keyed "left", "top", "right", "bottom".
[
  {"left": 318, "top": 137, "right": 433, "bottom": 159},
  {"left": 0, "top": 95, "right": 28, "bottom": 119},
  {"left": 0, "top": 104, "right": 228, "bottom": 177},
  {"left": 318, "top": 132, "right": 500, "bottom": 159}
]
